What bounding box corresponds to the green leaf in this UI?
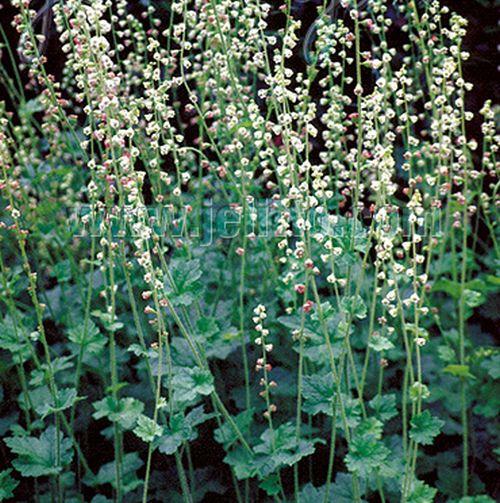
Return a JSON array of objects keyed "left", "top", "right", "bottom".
[
  {"left": 432, "top": 279, "right": 462, "bottom": 299},
  {"left": 432, "top": 280, "right": 486, "bottom": 309},
  {"left": 298, "top": 483, "right": 329, "bottom": 502},
  {"left": 279, "top": 312, "right": 344, "bottom": 365},
  {"left": 226, "top": 423, "right": 322, "bottom": 480},
  {"left": 259, "top": 474, "right": 281, "bottom": 496},
  {"left": 340, "top": 295, "right": 367, "bottom": 320},
  {"left": 355, "top": 418, "right": 383, "bottom": 440},
  {"left": 0, "top": 317, "right": 32, "bottom": 362},
  {"left": 133, "top": 415, "right": 162, "bottom": 442},
  {"left": 194, "top": 316, "right": 238, "bottom": 360},
  {"left": 409, "top": 382, "right": 430, "bottom": 401},
  {"left": 157, "top": 422, "right": 185, "bottom": 456},
  {"left": 29, "top": 355, "right": 75, "bottom": 387},
  {"left": 36, "top": 387, "right": 82, "bottom": 419},
  {"left": 17, "top": 386, "right": 49, "bottom": 414},
  {"left": 105, "top": 382, "right": 128, "bottom": 395},
  {"left": 166, "top": 259, "right": 203, "bottom": 307},
  {"left": 21, "top": 97, "right": 45, "bottom": 115},
  {"left": 0, "top": 469, "right": 18, "bottom": 501},
  {"left": 443, "top": 364, "right": 475, "bottom": 380},
  {"left": 253, "top": 422, "right": 322, "bottom": 476},
  {"left": 407, "top": 480, "right": 437, "bottom": 502},
  {"left": 96, "top": 452, "right": 143, "bottom": 493},
  {"left": 345, "top": 433, "right": 390, "bottom": 477},
  {"left": 463, "top": 289, "right": 486, "bottom": 308},
  {"left": 451, "top": 497, "right": 495, "bottom": 503},
  {"left": 172, "top": 367, "right": 214, "bottom": 404},
  {"left": 473, "top": 381, "right": 500, "bottom": 417},
  {"left": 330, "top": 216, "right": 368, "bottom": 254},
  {"left": 68, "top": 320, "right": 106, "bottom": 354},
  {"left": 224, "top": 446, "right": 258, "bottom": 480},
  {"left": 214, "top": 408, "right": 254, "bottom": 449},
  {"left": 93, "top": 397, "right": 144, "bottom": 430},
  {"left": 298, "top": 473, "right": 362, "bottom": 503},
  {"left": 159, "top": 406, "right": 213, "bottom": 455},
  {"left": 409, "top": 410, "right": 444, "bottom": 445},
  {"left": 437, "top": 345, "right": 456, "bottom": 363},
  {"left": 368, "top": 394, "right": 398, "bottom": 422},
  {"left": 330, "top": 473, "right": 362, "bottom": 502},
  {"left": 91, "top": 310, "right": 123, "bottom": 333},
  {"left": 302, "top": 374, "right": 335, "bottom": 416},
  {"left": 51, "top": 260, "right": 72, "bottom": 283},
  {"left": 5, "top": 426, "right": 73, "bottom": 477},
  {"left": 127, "top": 343, "right": 148, "bottom": 357},
  {"left": 90, "top": 496, "right": 112, "bottom": 503},
  {"left": 196, "top": 317, "right": 219, "bottom": 338},
  {"left": 369, "top": 335, "right": 394, "bottom": 352},
  {"left": 337, "top": 394, "right": 362, "bottom": 430},
  {"left": 481, "top": 354, "right": 500, "bottom": 379}
]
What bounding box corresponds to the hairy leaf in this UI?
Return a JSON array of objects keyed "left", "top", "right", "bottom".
[
  {"left": 410, "top": 410, "right": 444, "bottom": 445},
  {"left": 5, "top": 426, "right": 73, "bottom": 477}
]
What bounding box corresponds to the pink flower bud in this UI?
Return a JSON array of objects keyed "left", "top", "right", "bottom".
[
  {"left": 294, "top": 284, "right": 305, "bottom": 294},
  {"left": 303, "top": 300, "right": 314, "bottom": 313}
]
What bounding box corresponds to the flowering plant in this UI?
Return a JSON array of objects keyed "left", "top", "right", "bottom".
[{"left": 0, "top": 0, "right": 498, "bottom": 502}]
